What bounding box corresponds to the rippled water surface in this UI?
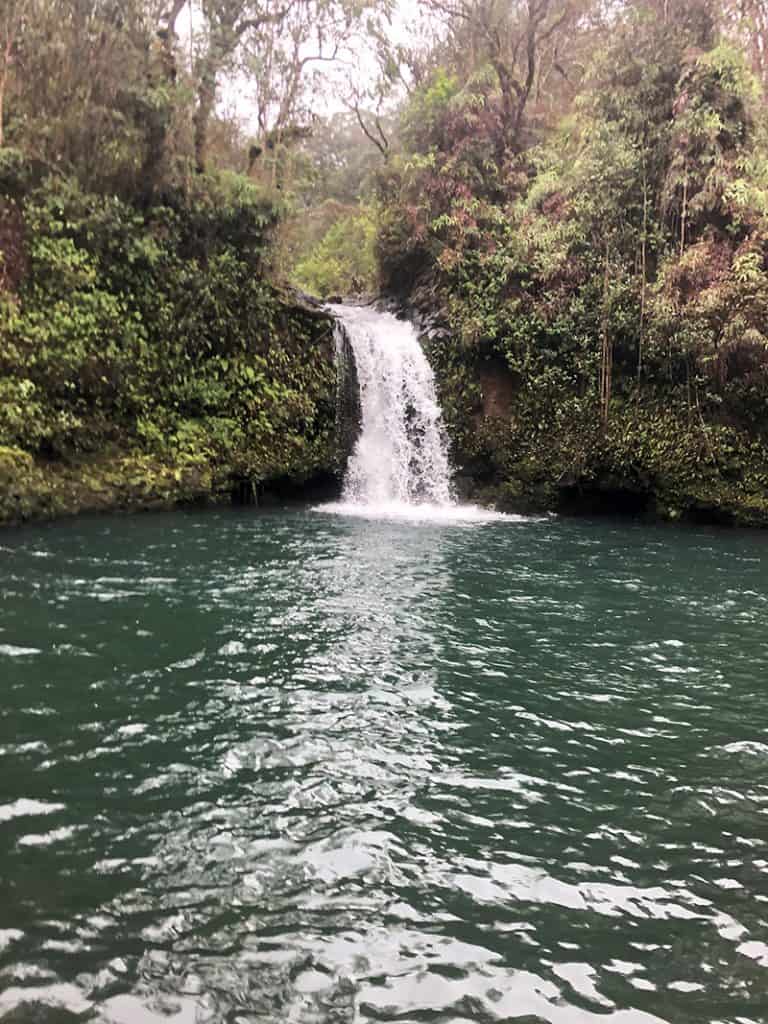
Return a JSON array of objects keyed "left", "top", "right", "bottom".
[{"left": 1, "top": 508, "right": 768, "bottom": 1024}]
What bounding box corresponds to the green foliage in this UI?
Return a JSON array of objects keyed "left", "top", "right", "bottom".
[
  {"left": 376, "top": 3, "right": 768, "bottom": 525},
  {"left": 664, "top": 43, "right": 763, "bottom": 238},
  {"left": 292, "top": 205, "right": 378, "bottom": 296},
  {"left": 0, "top": 172, "right": 340, "bottom": 520},
  {"left": 401, "top": 69, "right": 461, "bottom": 153},
  {"left": 290, "top": 111, "right": 393, "bottom": 209},
  {"left": 6, "top": 0, "right": 768, "bottom": 528}
]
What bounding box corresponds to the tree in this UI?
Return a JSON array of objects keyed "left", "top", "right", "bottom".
[
  {"left": 243, "top": 0, "right": 392, "bottom": 186},
  {"left": 141, "top": 0, "right": 188, "bottom": 189},
  {"left": 8, "top": 0, "right": 159, "bottom": 189},
  {"left": 344, "top": 79, "right": 392, "bottom": 163},
  {"left": 192, "top": 0, "right": 388, "bottom": 177},
  {"left": 193, "top": 0, "right": 289, "bottom": 174},
  {"left": 0, "top": 0, "right": 29, "bottom": 147},
  {"left": 291, "top": 110, "right": 392, "bottom": 206},
  {"left": 418, "top": 0, "right": 580, "bottom": 152},
  {"left": 722, "top": 0, "right": 768, "bottom": 87}
]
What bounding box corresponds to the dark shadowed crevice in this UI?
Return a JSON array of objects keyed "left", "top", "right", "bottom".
[
  {"left": 558, "top": 484, "right": 653, "bottom": 519},
  {"left": 257, "top": 472, "right": 342, "bottom": 506},
  {"left": 684, "top": 503, "right": 736, "bottom": 526}
]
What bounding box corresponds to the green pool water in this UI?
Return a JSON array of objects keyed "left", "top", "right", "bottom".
[{"left": 1, "top": 508, "right": 767, "bottom": 1023}]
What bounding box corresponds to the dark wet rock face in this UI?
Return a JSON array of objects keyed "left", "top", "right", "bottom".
[{"left": 333, "top": 320, "right": 362, "bottom": 472}]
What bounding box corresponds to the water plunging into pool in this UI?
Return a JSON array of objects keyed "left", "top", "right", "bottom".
[{"left": 323, "top": 305, "right": 501, "bottom": 522}]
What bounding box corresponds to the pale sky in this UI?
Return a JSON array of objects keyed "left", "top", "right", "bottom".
[{"left": 187, "top": 0, "right": 425, "bottom": 135}]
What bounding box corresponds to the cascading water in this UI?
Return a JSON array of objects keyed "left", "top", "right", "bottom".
[
  {"left": 322, "top": 304, "right": 509, "bottom": 522},
  {"left": 331, "top": 304, "right": 453, "bottom": 508}
]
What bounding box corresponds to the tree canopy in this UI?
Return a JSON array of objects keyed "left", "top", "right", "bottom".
[{"left": 4, "top": 0, "right": 768, "bottom": 523}]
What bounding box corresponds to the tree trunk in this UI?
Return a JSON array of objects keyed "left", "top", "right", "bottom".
[
  {"left": 599, "top": 242, "right": 612, "bottom": 428},
  {"left": 142, "top": 0, "right": 187, "bottom": 190},
  {"left": 270, "top": 127, "right": 281, "bottom": 188},
  {"left": 493, "top": 60, "right": 517, "bottom": 150},
  {"left": 0, "top": 12, "right": 20, "bottom": 151},
  {"left": 194, "top": 66, "right": 217, "bottom": 174}
]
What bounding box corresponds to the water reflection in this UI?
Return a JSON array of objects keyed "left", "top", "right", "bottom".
[{"left": 100, "top": 515, "right": 458, "bottom": 1022}]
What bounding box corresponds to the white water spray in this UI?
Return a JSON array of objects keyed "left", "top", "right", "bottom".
[
  {"left": 333, "top": 304, "right": 453, "bottom": 506},
  {"left": 321, "top": 304, "right": 511, "bottom": 523}
]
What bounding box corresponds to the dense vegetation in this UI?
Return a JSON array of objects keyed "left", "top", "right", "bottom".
[
  {"left": 374, "top": 0, "right": 768, "bottom": 524},
  {"left": 0, "top": 160, "right": 340, "bottom": 521},
  {"left": 2, "top": 0, "right": 768, "bottom": 524},
  {"left": 0, "top": 0, "right": 381, "bottom": 522}
]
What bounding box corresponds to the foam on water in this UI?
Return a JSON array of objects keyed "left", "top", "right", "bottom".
[
  {"left": 319, "top": 304, "right": 510, "bottom": 524},
  {"left": 318, "top": 499, "right": 518, "bottom": 525}
]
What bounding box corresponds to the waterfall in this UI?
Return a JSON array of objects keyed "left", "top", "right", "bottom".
[
  {"left": 317, "top": 303, "right": 514, "bottom": 523},
  {"left": 329, "top": 304, "right": 455, "bottom": 512}
]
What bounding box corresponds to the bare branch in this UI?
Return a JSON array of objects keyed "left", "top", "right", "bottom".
[{"left": 348, "top": 100, "right": 389, "bottom": 159}]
